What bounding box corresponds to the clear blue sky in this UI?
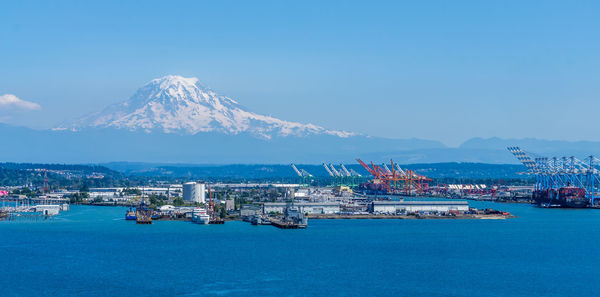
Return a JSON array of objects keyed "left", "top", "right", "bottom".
[{"left": 1, "top": 0, "right": 599, "bottom": 146}]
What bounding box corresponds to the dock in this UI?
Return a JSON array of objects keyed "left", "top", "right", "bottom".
[
  {"left": 307, "top": 213, "right": 515, "bottom": 220},
  {"left": 269, "top": 217, "right": 307, "bottom": 229}
]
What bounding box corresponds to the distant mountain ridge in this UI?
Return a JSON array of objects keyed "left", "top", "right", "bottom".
[
  {"left": 60, "top": 75, "right": 353, "bottom": 139},
  {"left": 4, "top": 122, "right": 600, "bottom": 163},
  {"left": 0, "top": 123, "right": 445, "bottom": 163},
  {"left": 102, "top": 162, "right": 528, "bottom": 179},
  {"left": 461, "top": 137, "right": 600, "bottom": 158},
  {"left": 3, "top": 75, "right": 600, "bottom": 164}
]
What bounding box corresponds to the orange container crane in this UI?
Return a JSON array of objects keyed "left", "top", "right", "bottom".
[{"left": 356, "top": 159, "right": 431, "bottom": 195}]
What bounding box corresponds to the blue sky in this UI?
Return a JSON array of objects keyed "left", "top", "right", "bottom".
[{"left": 1, "top": 0, "right": 599, "bottom": 146}]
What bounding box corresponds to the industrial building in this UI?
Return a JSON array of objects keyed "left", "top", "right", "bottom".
[
  {"left": 225, "top": 199, "right": 235, "bottom": 211},
  {"left": 369, "top": 201, "right": 469, "bottom": 214},
  {"left": 263, "top": 202, "right": 340, "bottom": 215},
  {"left": 33, "top": 205, "right": 61, "bottom": 216},
  {"left": 240, "top": 205, "right": 262, "bottom": 219},
  {"left": 183, "top": 182, "right": 206, "bottom": 203}
]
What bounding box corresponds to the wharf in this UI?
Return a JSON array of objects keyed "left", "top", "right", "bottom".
[
  {"left": 209, "top": 219, "right": 225, "bottom": 224},
  {"left": 269, "top": 217, "right": 307, "bottom": 229},
  {"left": 307, "top": 214, "right": 515, "bottom": 220}
]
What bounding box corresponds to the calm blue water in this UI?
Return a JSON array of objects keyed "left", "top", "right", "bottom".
[{"left": 1, "top": 202, "right": 599, "bottom": 296}]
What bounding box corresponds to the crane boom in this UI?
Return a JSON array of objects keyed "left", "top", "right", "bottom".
[
  {"left": 290, "top": 164, "right": 302, "bottom": 177},
  {"left": 341, "top": 164, "right": 351, "bottom": 176},
  {"left": 395, "top": 163, "right": 407, "bottom": 176},
  {"left": 300, "top": 169, "right": 312, "bottom": 177},
  {"left": 350, "top": 169, "right": 362, "bottom": 177},
  {"left": 382, "top": 164, "right": 392, "bottom": 174},
  {"left": 507, "top": 147, "right": 538, "bottom": 172},
  {"left": 357, "top": 159, "right": 377, "bottom": 177},
  {"left": 329, "top": 164, "right": 341, "bottom": 177},
  {"left": 323, "top": 163, "right": 334, "bottom": 177}
]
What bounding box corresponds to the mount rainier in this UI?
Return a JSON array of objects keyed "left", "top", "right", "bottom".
[
  {"left": 0, "top": 75, "right": 591, "bottom": 164},
  {"left": 0, "top": 75, "right": 457, "bottom": 163},
  {"left": 63, "top": 75, "right": 353, "bottom": 139}
]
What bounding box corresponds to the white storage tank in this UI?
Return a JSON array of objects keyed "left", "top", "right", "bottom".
[
  {"left": 196, "top": 183, "right": 206, "bottom": 203},
  {"left": 183, "top": 182, "right": 206, "bottom": 203}
]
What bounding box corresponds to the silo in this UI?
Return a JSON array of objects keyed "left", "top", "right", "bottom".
[
  {"left": 183, "top": 182, "right": 197, "bottom": 202},
  {"left": 196, "top": 183, "right": 206, "bottom": 203}
]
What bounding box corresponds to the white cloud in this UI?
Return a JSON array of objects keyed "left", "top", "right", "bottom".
[{"left": 0, "top": 94, "right": 41, "bottom": 111}]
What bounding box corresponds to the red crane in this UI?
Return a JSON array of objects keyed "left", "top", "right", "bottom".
[{"left": 356, "top": 159, "right": 431, "bottom": 195}]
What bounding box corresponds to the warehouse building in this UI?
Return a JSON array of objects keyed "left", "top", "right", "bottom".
[
  {"left": 240, "top": 205, "right": 262, "bottom": 220},
  {"left": 369, "top": 201, "right": 469, "bottom": 214},
  {"left": 263, "top": 202, "right": 340, "bottom": 215}
]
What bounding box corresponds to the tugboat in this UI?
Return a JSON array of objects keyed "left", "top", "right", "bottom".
[
  {"left": 125, "top": 207, "right": 136, "bottom": 220},
  {"left": 136, "top": 196, "right": 153, "bottom": 224}
]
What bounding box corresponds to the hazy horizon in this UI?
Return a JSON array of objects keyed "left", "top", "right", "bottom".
[{"left": 2, "top": 1, "right": 600, "bottom": 146}]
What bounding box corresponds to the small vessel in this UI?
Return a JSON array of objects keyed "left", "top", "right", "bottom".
[
  {"left": 125, "top": 207, "right": 136, "bottom": 220},
  {"left": 191, "top": 208, "right": 210, "bottom": 224},
  {"left": 209, "top": 217, "right": 225, "bottom": 224},
  {"left": 250, "top": 214, "right": 271, "bottom": 225},
  {"left": 136, "top": 195, "right": 153, "bottom": 224},
  {"left": 136, "top": 207, "right": 153, "bottom": 224},
  {"left": 270, "top": 203, "right": 308, "bottom": 229}
]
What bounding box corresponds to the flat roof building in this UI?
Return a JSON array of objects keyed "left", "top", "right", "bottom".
[
  {"left": 263, "top": 202, "right": 340, "bottom": 215},
  {"left": 369, "top": 200, "right": 469, "bottom": 214}
]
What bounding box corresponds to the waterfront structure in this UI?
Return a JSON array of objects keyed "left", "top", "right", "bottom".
[
  {"left": 368, "top": 201, "right": 469, "bottom": 214},
  {"left": 357, "top": 159, "right": 431, "bottom": 194},
  {"left": 183, "top": 182, "right": 205, "bottom": 203},
  {"left": 225, "top": 199, "right": 235, "bottom": 211},
  {"left": 211, "top": 183, "right": 302, "bottom": 188},
  {"left": 508, "top": 146, "right": 600, "bottom": 207},
  {"left": 263, "top": 202, "right": 340, "bottom": 215},
  {"left": 33, "top": 205, "right": 61, "bottom": 216},
  {"left": 240, "top": 205, "right": 262, "bottom": 219},
  {"left": 191, "top": 208, "right": 210, "bottom": 224}
]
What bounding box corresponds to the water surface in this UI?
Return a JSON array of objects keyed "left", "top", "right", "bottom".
[{"left": 0, "top": 202, "right": 598, "bottom": 296}]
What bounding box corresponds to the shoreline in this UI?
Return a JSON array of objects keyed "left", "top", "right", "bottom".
[{"left": 307, "top": 214, "right": 516, "bottom": 220}]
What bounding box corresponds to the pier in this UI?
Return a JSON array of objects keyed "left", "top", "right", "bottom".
[{"left": 268, "top": 217, "right": 307, "bottom": 229}]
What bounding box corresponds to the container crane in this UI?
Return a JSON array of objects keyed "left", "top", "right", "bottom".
[
  {"left": 356, "top": 158, "right": 431, "bottom": 195},
  {"left": 350, "top": 169, "right": 362, "bottom": 177},
  {"left": 291, "top": 164, "right": 303, "bottom": 177},
  {"left": 329, "top": 164, "right": 341, "bottom": 177},
  {"left": 290, "top": 164, "right": 312, "bottom": 187},
  {"left": 340, "top": 164, "right": 352, "bottom": 177},
  {"left": 507, "top": 146, "right": 600, "bottom": 207},
  {"left": 323, "top": 163, "right": 334, "bottom": 177}
]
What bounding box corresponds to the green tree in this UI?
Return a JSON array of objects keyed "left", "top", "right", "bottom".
[
  {"left": 122, "top": 188, "right": 141, "bottom": 195},
  {"left": 173, "top": 197, "right": 184, "bottom": 206},
  {"left": 218, "top": 204, "right": 227, "bottom": 218}
]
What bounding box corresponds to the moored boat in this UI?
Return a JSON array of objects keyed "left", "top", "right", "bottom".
[
  {"left": 191, "top": 208, "right": 210, "bottom": 224},
  {"left": 533, "top": 187, "right": 589, "bottom": 208},
  {"left": 125, "top": 208, "right": 136, "bottom": 220}
]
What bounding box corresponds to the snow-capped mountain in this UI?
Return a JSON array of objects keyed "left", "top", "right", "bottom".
[{"left": 63, "top": 75, "right": 353, "bottom": 139}]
